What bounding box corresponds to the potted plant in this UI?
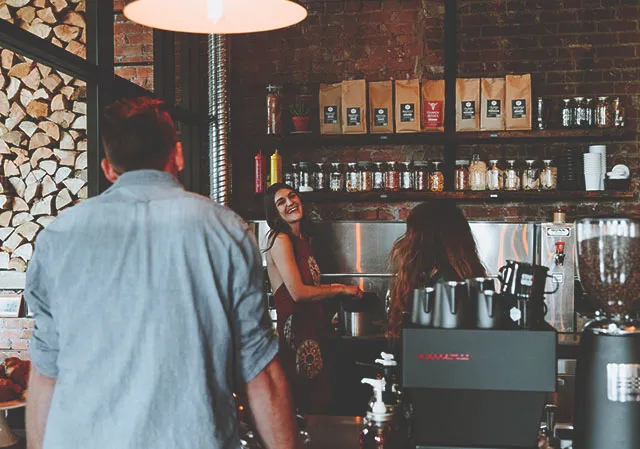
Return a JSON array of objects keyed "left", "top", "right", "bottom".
[{"left": 289, "top": 102, "right": 311, "bottom": 132}]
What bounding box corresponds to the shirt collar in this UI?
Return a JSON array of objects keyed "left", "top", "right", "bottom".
[{"left": 109, "top": 170, "right": 183, "bottom": 190}]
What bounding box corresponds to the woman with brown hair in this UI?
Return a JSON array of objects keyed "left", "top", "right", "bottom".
[
  {"left": 263, "top": 183, "right": 362, "bottom": 414},
  {"left": 387, "top": 201, "right": 486, "bottom": 342}
]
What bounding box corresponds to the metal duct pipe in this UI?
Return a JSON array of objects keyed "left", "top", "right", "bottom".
[{"left": 208, "top": 34, "right": 231, "bottom": 205}]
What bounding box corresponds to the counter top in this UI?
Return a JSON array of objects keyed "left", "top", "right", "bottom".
[{"left": 306, "top": 416, "right": 361, "bottom": 449}]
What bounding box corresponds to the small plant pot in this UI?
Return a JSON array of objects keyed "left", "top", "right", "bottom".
[{"left": 292, "top": 116, "right": 311, "bottom": 132}]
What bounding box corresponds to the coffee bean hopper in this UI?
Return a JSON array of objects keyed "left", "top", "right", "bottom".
[{"left": 574, "top": 218, "right": 640, "bottom": 449}]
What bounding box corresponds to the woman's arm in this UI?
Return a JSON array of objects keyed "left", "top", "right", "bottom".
[{"left": 269, "top": 234, "right": 355, "bottom": 302}]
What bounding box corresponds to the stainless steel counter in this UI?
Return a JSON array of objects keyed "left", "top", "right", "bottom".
[{"left": 306, "top": 416, "right": 361, "bottom": 449}]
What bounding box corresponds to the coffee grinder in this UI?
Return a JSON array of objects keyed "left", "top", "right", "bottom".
[{"left": 574, "top": 218, "right": 640, "bottom": 449}]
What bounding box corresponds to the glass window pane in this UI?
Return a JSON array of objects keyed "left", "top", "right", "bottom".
[
  {"left": 114, "top": 9, "right": 154, "bottom": 91},
  {"left": 0, "top": 0, "right": 87, "bottom": 59},
  {"left": 0, "top": 46, "right": 88, "bottom": 272}
]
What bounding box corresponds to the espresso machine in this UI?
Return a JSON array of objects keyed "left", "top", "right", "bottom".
[
  {"left": 573, "top": 218, "right": 640, "bottom": 449},
  {"left": 403, "top": 276, "right": 557, "bottom": 449}
]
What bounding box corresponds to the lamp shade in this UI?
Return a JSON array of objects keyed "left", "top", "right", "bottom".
[{"left": 123, "top": 0, "right": 308, "bottom": 34}]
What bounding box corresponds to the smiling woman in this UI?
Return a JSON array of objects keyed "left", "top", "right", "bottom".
[{"left": 263, "top": 183, "right": 362, "bottom": 414}]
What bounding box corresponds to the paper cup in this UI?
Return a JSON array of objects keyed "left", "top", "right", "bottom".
[
  {"left": 589, "top": 146, "right": 607, "bottom": 190},
  {"left": 584, "top": 173, "right": 602, "bottom": 191}
]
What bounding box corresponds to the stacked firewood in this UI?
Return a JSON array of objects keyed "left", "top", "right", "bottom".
[
  {"left": 0, "top": 49, "right": 88, "bottom": 272},
  {"left": 0, "top": 0, "right": 86, "bottom": 58}
]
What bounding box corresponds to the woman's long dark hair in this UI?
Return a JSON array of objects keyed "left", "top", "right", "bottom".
[
  {"left": 387, "top": 201, "right": 486, "bottom": 341},
  {"left": 263, "top": 183, "right": 314, "bottom": 252}
]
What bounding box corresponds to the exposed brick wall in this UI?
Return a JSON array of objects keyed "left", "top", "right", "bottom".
[
  {"left": 229, "top": 0, "right": 639, "bottom": 222},
  {"left": 0, "top": 319, "right": 33, "bottom": 360},
  {"left": 113, "top": 3, "right": 154, "bottom": 91}
]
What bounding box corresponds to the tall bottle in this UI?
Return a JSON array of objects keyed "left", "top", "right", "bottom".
[
  {"left": 270, "top": 149, "right": 282, "bottom": 186},
  {"left": 254, "top": 150, "right": 265, "bottom": 193}
]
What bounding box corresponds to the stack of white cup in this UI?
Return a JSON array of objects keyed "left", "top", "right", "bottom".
[
  {"left": 588, "top": 145, "right": 607, "bottom": 190},
  {"left": 583, "top": 152, "right": 603, "bottom": 191}
]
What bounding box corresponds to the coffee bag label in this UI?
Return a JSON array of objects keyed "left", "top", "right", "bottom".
[
  {"left": 423, "top": 100, "right": 443, "bottom": 127},
  {"left": 512, "top": 99, "right": 527, "bottom": 118},
  {"left": 400, "top": 103, "right": 415, "bottom": 122},
  {"left": 374, "top": 108, "right": 389, "bottom": 126},
  {"left": 486, "top": 99, "right": 501, "bottom": 118},
  {"left": 461, "top": 101, "right": 476, "bottom": 120},
  {"left": 324, "top": 106, "right": 338, "bottom": 124},
  {"left": 346, "top": 107, "right": 361, "bottom": 126}
]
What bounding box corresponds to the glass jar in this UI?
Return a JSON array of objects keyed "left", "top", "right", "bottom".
[
  {"left": 329, "top": 163, "right": 345, "bottom": 192},
  {"left": 385, "top": 162, "right": 400, "bottom": 192},
  {"left": 400, "top": 162, "right": 413, "bottom": 191},
  {"left": 430, "top": 161, "right": 444, "bottom": 192},
  {"left": 595, "top": 96, "right": 612, "bottom": 128},
  {"left": 373, "top": 162, "right": 385, "bottom": 191},
  {"left": 284, "top": 164, "right": 295, "bottom": 189},
  {"left": 454, "top": 160, "right": 469, "bottom": 191},
  {"left": 414, "top": 162, "right": 430, "bottom": 192},
  {"left": 266, "top": 85, "right": 283, "bottom": 135},
  {"left": 359, "top": 162, "right": 373, "bottom": 192},
  {"left": 314, "top": 162, "right": 327, "bottom": 191},
  {"left": 536, "top": 97, "right": 546, "bottom": 130},
  {"left": 486, "top": 160, "right": 503, "bottom": 191},
  {"left": 291, "top": 163, "right": 300, "bottom": 190},
  {"left": 298, "top": 162, "right": 314, "bottom": 192},
  {"left": 613, "top": 97, "right": 625, "bottom": 127},
  {"left": 585, "top": 97, "right": 595, "bottom": 128},
  {"left": 346, "top": 163, "right": 360, "bottom": 193},
  {"left": 504, "top": 160, "right": 520, "bottom": 191},
  {"left": 522, "top": 160, "right": 540, "bottom": 191},
  {"left": 561, "top": 98, "right": 573, "bottom": 128},
  {"left": 469, "top": 154, "right": 487, "bottom": 191},
  {"left": 574, "top": 97, "right": 587, "bottom": 128},
  {"left": 540, "top": 159, "right": 558, "bottom": 191}
]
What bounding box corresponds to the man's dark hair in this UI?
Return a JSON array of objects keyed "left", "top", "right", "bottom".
[{"left": 101, "top": 97, "right": 178, "bottom": 173}]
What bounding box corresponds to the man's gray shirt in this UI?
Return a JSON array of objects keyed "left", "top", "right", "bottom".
[{"left": 25, "top": 170, "right": 278, "bottom": 449}]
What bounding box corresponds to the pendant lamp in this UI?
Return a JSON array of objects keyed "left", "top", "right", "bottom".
[{"left": 123, "top": 0, "right": 308, "bottom": 34}]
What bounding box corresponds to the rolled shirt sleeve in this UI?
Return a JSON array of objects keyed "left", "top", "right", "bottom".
[
  {"left": 25, "top": 235, "right": 59, "bottom": 378},
  {"left": 231, "top": 230, "right": 279, "bottom": 383}
]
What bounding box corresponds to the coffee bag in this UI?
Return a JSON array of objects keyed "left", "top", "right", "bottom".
[
  {"left": 505, "top": 74, "right": 532, "bottom": 130},
  {"left": 395, "top": 79, "right": 421, "bottom": 133},
  {"left": 456, "top": 78, "right": 480, "bottom": 132},
  {"left": 481, "top": 78, "right": 505, "bottom": 131},
  {"left": 319, "top": 83, "right": 342, "bottom": 135},
  {"left": 421, "top": 80, "right": 445, "bottom": 132},
  {"left": 342, "top": 80, "right": 367, "bottom": 134},
  {"left": 369, "top": 81, "right": 394, "bottom": 134}
]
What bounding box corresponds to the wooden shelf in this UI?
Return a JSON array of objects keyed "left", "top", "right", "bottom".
[
  {"left": 260, "top": 127, "right": 628, "bottom": 147},
  {"left": 455, "top": 127, "right": 627, "bottom": 143},
  {"left": 295, "top": 190, "right": 635, "bottom": 203}
]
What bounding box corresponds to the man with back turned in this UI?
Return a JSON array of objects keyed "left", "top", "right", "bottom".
[{"left": 25, "top": 97, "right": 301, "bottom": 449}]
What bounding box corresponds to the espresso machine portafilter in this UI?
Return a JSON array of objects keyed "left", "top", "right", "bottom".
[{"left": 573, "top": 218, "right": 640, "bottom": 449}]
